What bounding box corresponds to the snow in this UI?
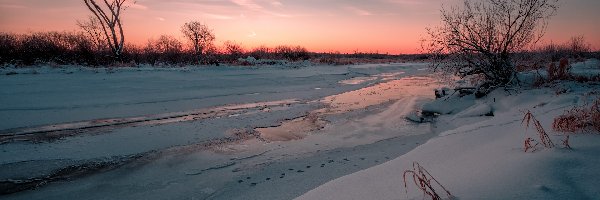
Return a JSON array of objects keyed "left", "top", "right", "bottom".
[
  {"left": 571, "top": 58, "right": 600, "bottom": 77},
  {"left": 0, "top": 62, "right": 439, "bottom": 199},
  {"left": 236, "top": 56, "right": 310, "bottom": 66},
  {"left": 0, "top": 64, "right": 405, "bottom": 130},
  {"left": 297, "top": 60, "right": 600, "bottom": 200},
  {"left": 422, "top": 94, "right": 476, "bottom": 115},
  {"left": 2, "top": 60, "right": 599, "bottom": 199}
]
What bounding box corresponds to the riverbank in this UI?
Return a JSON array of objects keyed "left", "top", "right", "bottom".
[{"left": 298, "top": 59, "right": 600, "bottom": 200}]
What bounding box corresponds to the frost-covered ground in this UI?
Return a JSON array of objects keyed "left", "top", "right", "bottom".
[
  {"left": 299, "top": 59, "right": 600, "bottom": 200},
  {"left": 0, "top": 62, "right": 443, "bottom": 199},
  {"left": 5, "top": 59, "right": 597, "bottom": 200}
]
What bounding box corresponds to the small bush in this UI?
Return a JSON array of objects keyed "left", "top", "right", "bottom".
[
  {"left": 222, "top": 40, "right": 246, "bottom": 62},
  {"left": 547, "top": 58, "right": 571, "bottom": 80},
  {"left": 144, "top": 35, "right": 184, "bottom": 65},
  {"left": 553, "top": 98, "right": 600, "bottom": 133},
  {"left": 273, "top": 45, "right": 310, "bottom": 61},
  {"left": 534, "top": 35, "right": 593, "bottom": 62}
]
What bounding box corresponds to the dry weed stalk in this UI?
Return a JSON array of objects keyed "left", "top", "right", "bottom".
[
  {"left": 553, "top": 98, "right": 600, "bottom": 133},
  {"left": 403, "top": 162, "right": 452, "bottom": 200},
  {"left": 523, "top": 137, "right": 538, "bottom": 152},
  {"left": 522, "top": 110, "right": 555, "bottom": 152},
  {"left": 547, "top": 58, "right": 571, "bottom": 81},
  {"left": 562, "top": 135, "right": 572, "bottom": 149}
]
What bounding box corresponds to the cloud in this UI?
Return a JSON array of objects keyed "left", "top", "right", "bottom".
[
  {"left": 229, "top": 0, "right": 291, "bottom": 17},
  {"left": 247, "top": 31, "right": 257, "bottom": 37},
  {"left": 386, "top": 0, "right": 426, "bottom": 5},
  {"left": 204, "top": 13, "right": 235, "bottom": 20},
  {"left": 270, "top": 1, "right": 283, "bottom": 7},
  {"left": 231, "top": 0, "right": 262, "bottom": 10},
  {"left": 262, "top": 10, "right": 292, "bottom": 18},
  {"left": 156, "top": 17, "right": 165, "bottom": 21},
  {"left": 126, "top": 2, "right": 148, "bottom": 10},
  {"left": 166, "top": 0, "right": 237, "bottom": 7},
  {"left": 345, "top": 6, "right": 372, "bottom": 16},
  {"left": 0, "top": 4, "right": 26, "bottom": 9}
]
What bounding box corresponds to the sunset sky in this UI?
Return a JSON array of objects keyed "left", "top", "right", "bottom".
[{"left": 0, "top": 0, "right": 599, "bottom": 54}]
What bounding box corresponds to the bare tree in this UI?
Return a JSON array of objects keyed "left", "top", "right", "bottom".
[
  {"left": 77, "top": 16, "right": 106, "bottom": 52},
  {"left": 83, "top": 0, "right": 128, "bottom": 60},
  {"left": 153, "top": 35, "right": 183, "bottom": 54},
  {"left": 424, "top": 0, "right": 559, "bottom": 90},
  {"left": 223, "top": 40, "right": 245, "bottom": 61},
  {"left": 566, "top": 35, "right": 591, "bottom": 57},
  {"left": 181, "top": 21, "right": 215, "bottom": 64},
  {"left": 145, "top": 35, "right": 183, "bottom": 64}
]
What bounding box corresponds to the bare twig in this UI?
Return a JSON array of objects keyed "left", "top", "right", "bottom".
[
  {"left": 403, "top": 162, "right": 453, "bottom": 200},
  {"left": 522, "top": 110, "right": 554, "bottom": 152}
]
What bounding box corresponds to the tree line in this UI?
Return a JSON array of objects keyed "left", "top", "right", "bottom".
[
  {"left": 0, "top": 0, "right": 314, "bottom": 66},
  {"left": 0, "top": 30, "right": 315, "bottom": 66}
]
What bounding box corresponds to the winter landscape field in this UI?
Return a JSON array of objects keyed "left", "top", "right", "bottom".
[
  {"left": 1, "top": 62, "right": 441, "bottom": 199},
  {"left": 2, "top": 0, "right": 600, "bottom": 199}
]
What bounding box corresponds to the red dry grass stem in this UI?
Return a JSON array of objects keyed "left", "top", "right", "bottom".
[
  {"left": 403, "top": 162, "right": 452, "bottom": 200},
  {"left": 553, "top": 98, "right": 600, "bottom": 133},
  {"left": 522, "top": 110, "right": 554, "bottom": 151},
  {"left": 524, "top": 137, "right": 539, "bottom": 152}
]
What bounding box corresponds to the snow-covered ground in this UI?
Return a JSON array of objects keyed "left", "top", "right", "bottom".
[
  {"left": 298, "top": 59, "right": 600, "bottom": 200},
  {"left": 0, "top": 62, "right": 441, "bottom": 199},
  {"left": 3, "top": 59, "right": 598, "bottom": 200}
]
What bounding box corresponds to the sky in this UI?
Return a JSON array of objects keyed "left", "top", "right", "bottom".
[{"left": 0, "top": 0, "right": 599, "bottom": 54}]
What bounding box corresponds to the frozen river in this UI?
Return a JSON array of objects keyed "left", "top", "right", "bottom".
[{"left": 0, "top": 63, "right": 439, "bottom": 199}]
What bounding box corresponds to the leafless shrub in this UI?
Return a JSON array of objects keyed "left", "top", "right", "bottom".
[
  {"left": 0, "top": 31, "right": 101, "bottom": 66},
  {"left": 274, "top": 45, "right": 310, "bottom": 61},
  {"left": 145, "top": 35, "right": 183, "bottom": 65},
  {"left": 424, "top": 0, "right": 559, "bottom": 92},
  {"left": 223, "top": 40, "right": 246, "bottom": 61},
  {"left": 532, "top": 35, "right": 593, "bottom": 63},
  {"left": 0, "top": 33, "right": 17, "bottom": 64},
  {"left": 547, "top": 58, "right": 571, "bottom": 80},
  {"left": 403, "top": 162, "right": 453, "bottom": 200},
  {"left": 565, "top": 35, "right": 592, "bottom": 58},
  {"left": 249, "top": 45, "right": 272, "bottom": 60},
  {"left": 553, "top": 98, "right": 600, "bottom": 133}
]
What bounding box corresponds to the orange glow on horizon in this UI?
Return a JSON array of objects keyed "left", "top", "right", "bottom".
[{"left": 1, "top": 0, "right": 599, "bottom": 54}]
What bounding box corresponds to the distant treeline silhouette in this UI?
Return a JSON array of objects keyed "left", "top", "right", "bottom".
[
  {"left": 0, "top": 31, "right": 595, "bottom": 67},
  {"left": 0, "top": 31, "right": 430, "bottom": 67},
  {"left": 0, "top": 31, "right": 307, "bottom": 66}
]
